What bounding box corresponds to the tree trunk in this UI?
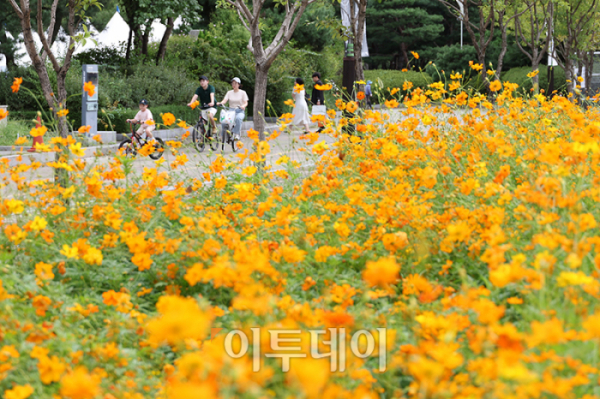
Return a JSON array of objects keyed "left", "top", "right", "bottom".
[
  {"left": 495, "top": 11, "right": 507, "bottom": 80},
  {"left": 478, "top": 51, "right": 489, "bottom": 93},
  {"left": 353, "top": 0, "right": 367, "bottom": 84},
  {"left": 126, "top": 28, "right": 133, "bottom": 60},
  {"left": 400, "top": 42, "right": 409, "bottom": 69},
  {"left": 155, "top": 17, "right": 174, "bottom": 64},
  {"left": 141, "top": 27, "right": 151, "bottom": 56},
  {"left": 253, "top": 64, "right": 269, "bottom": 141},
  {"left": 0, "top": 29, "right": 17, "bottom": 70},
  {"left": 585, "top": 50, "right": 594, "bottom": 96},
  {"left": 532, "top": 60, "right": 540, "bottom": 93}
]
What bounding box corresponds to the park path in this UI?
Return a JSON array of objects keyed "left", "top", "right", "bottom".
[{"left": 0, "top": 106, "right": 466, "bottom": 197}]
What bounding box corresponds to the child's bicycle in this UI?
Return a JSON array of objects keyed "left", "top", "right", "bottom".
[
  {"left": 118, "top": 122, "right": 165, "bottom": 160},
  {"left": 191, "top": 105, "right": 219, "bottom": 152},
  {"left": 217, "top": 105, "right": 241, "bottom": 153}
]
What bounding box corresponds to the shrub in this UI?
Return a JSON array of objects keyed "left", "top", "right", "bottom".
[
  {"left": 0, "top": 67, "right": 46, "bottom": 112},
  {"left": 502, "top": 65, "right": 567, "bottom": 94},
  {"left": 74, "top": 46, "right": 126, "bottom": 66},
  {"left": 365, "top": 70, "right": 432, "bottom": 91},
  {"left": 423, "top": 44, "right": 478, "bottom": 77},
  {"left": 99, "top": 105, "right": 201, "bottom": 133}
]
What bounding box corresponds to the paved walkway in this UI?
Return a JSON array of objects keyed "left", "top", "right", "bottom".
[
  {"left": 0, "top": 123, "right": 335, "bottom": 197},
  {"left": 0, "top": 106, "right": 468, "bottom": 196}
]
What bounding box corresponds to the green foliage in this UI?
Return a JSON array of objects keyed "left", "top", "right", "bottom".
[
  {"left": 0, "top": 119, "right": 35, "bottom": 146},
  {"left": 64, "top": 60, "right": 197, "bottom": 129},
  {"left": 364, "top": 70, "right": 433, "bottom": 91},
  {"left": 98, "top": 105, "right": 199, "bottom": 133},
  {"left": 74, "top": 46, "right": 126, "bottom": 66},
  {"left": 366, "top": 0, "right": 445, "bottom": 70},
  {"left": 0, "top": 67, "right": 47, "bottom": 112},
  {"left": 424, "top": 44, "right": 478, "bottom": 77},
  {"left": 502, "top": 66, "right": 567, "bottom": 94},
  {"left": 259, "top": 2, "right": 337, "bottom": 52}
]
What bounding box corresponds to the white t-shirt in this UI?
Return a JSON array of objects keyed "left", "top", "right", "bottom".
[
  {"left": 134, "top": 109, "right": 154, "bottom": 126},
  {"left": 223, "top": 90, "right": 249, "bottom": 109}
]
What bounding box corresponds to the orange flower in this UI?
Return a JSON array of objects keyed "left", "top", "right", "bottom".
[
  {"left": 189, "top": 100, "right": 200, "bottom": 110},
  {"left": 4, "top": 384, "right": 33, "bottom": 399},
  {"left": 11, "top": 77, "right": 23, "bottom": 93},
  {"left": 314, "top": 83, "right": 332, "bottom": 91},
  {"left": 57, "top": 109, "right": 69, "bottom": 117},
  {"left": 363, "top": 257, "right": 400, "bottom": 289},
  {"left": 78, "top": 125, "right": 91, "bottom": 134},
  {"left": 0, "top": 108, "right": 7, "bottom": 120},
  {"left": 30, "top": 126, "right": 48, "bottom": 138},
  {"left": 294, "top": 84, "right": 305, "bottom": 93},
  {"left": 146, "top": 295, "right": 213, "bottom": 347},
  {"left": 411, "top": 51, "right": 419, "bottom": 59},
  {"left": 357, "top": 91, "right": 365, "bottom": 100},
  {"left": 489, "top": 80, "right": 502, "bottom": 92},
  {"left": 346, "top": 101, "right": 358, "bottom": 113},
  {"left": 60, "top": 367, "right": 101, "bottom": 399},
  {"left": 83, "top": 81, "right": 95, "bottom": 97},
  {"left": 162, "top": 112, "right": 176, "bottom": 126}
]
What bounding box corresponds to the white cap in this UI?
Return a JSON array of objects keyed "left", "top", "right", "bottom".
[{"left": 231, "top": 77, "right": 241, "bottom": 84}]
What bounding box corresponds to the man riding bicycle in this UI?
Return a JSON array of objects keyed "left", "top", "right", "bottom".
[{"left": 187, "top": 75, "right": 217, "bottom": 132}]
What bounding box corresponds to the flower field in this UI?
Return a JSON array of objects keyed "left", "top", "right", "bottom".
[{"left": 2, "top": 83, "right": 600, "bottom": 399}]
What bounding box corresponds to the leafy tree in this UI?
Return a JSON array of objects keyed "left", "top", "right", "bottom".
[
  {"left": 120, "top": 0, "right": 201, "bottom": 60},
  {"left": 514, "top": 0, "right": 551, "bottom": 93},
  {"left": 221, "top": 0, "right": 317, "bottom": 139},
  {"left": 367, "top": 0, "right": 444, "bottom": 69},
  {"left": 553, "top": 0, "right": 598, "bottom": 95},
  {"left": 437, "top": 0, "right": 497, "bottom": 89},
  {"left": 0, "top": 0, "right": 24, "bottom": 69},
  {"left": 260, "top": 2, "right": 337, "bottom": 52}
]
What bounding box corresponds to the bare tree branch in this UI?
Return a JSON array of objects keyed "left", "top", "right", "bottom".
[
  {"left": 8, "top": 0, "right": 23, "bottom": 18},
  {"left": 37, "top": 0, "right": 61, "bottom": 72}
]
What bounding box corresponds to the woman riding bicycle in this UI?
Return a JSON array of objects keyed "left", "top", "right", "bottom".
[{"left": 216, "top": 77, "right": 249, "bottom": 140}]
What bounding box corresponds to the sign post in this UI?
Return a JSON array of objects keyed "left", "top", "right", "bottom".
[{"left": 82, "top": 64, "right": 99, "bottom": 136}]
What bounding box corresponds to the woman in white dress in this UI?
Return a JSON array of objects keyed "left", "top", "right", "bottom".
[{"left": 292, "top": 77, "right": 310, "bottom": 134}]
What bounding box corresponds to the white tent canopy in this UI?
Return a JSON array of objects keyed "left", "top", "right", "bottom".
[{"left": 0, "top": 12, "right": 183, "bottom": 70}]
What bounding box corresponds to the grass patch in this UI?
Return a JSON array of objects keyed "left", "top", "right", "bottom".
[{"left": 0, "top": 120, "right": 34, "bottom": 146}]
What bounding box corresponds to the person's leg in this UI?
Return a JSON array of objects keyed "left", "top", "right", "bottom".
[
  {"left": 220, "top": 123, "right": 228, "bottom": 143},
  {"left": 208, "top": 109, "right": 218, "bottom": 131},
  {"left": 234, "top": 112, "right": 244, "bottom": 139},
  {"left": 145, "top": 125, "right": 155, "bottom": 139}
]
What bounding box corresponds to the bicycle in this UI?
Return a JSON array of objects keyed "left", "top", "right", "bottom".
[
  {"left": 217, "top": 105, "right": 242, "bottom": 153},
  {"left": 191, "top": 104, "right": 219, "bottom": 152},
  {"left": 118, "top": 121, "right": 165, "bottom": 160}
]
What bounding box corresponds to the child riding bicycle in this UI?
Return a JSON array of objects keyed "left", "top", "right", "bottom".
[
  {"left": 216, "top": 77, "right": 249, "bottom": 140},
  {"left": 187, "top": 75, "right": 217, "bottom": 132},
  {"left": 126, "top": 99, "right": 155, "bottom": 140}
]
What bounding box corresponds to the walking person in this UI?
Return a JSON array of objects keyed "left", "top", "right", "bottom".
[
  {"left": 311, "top": 72, "right": 325, "bottom": 133},
  {"left": 216, "top": 77, "right": 249, "bottom": 140},
  {"left": 292, "top": 78, "right": 310, "bottom": 134},
  {"left": 365, "top": 80, "right": 373, "bottom": 109}
]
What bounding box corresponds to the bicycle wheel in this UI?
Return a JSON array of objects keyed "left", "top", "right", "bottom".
[
  {"left": 118, "top": 139, "right": 137, "bottom": 157},
  {"left": 149, "top": 138, "right": 165, "bottom": 160},
  {"left": 221, "top": 126, "right": 229, "bottom": 152},
  {"left": 230, "top": 126, "right": 238, "bottom": 153},
  {"left": 192, "top": 122, "right": 206, "bottom": 152},
  {"left": 208, "top": 123, "right": 219, "bottom": 152}
]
